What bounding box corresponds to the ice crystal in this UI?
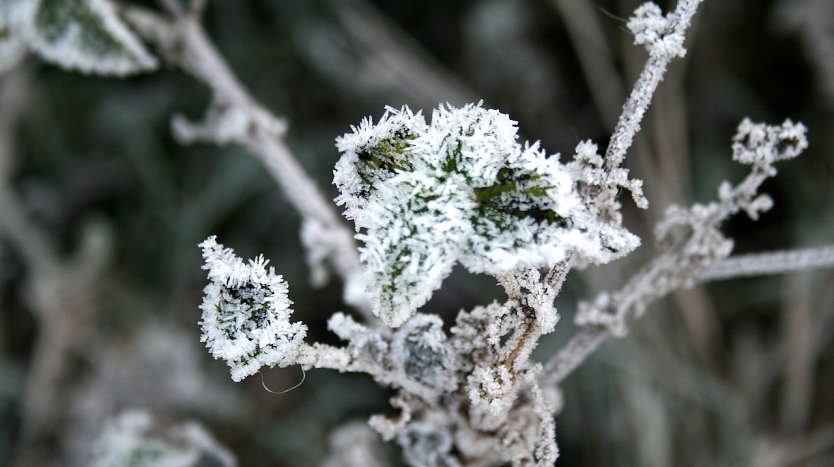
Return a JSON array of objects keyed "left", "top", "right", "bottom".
[
  {"left": 335, "top": 103, "right": 640, "bottom": 326},
  {"left": 199, "top": 236, "right": 306, "bottom": 382},
  {"left": 628, "top": 2, "right": 694, "bottom": 58}
]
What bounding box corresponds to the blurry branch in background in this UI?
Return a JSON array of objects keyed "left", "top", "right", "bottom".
[
  {"left": 697, "top": 245, "right": 834, "bottom": 282},
  {"left": 320, "top": 421, "right": 388, "bottom": 467},
  {"left": 90, "top": 409, "right": 237, "bottom": 467},
  {"left": 542, "top": 111, "right": 812, "bottom": 387},
  {"left": 120, "top": 0, "right": 373, "bottom": 319},
  {"left": 753, "top": 422, "right": 834, "bottom": 467},
  {"left": 322, "top": 0, "right": 477, "bottom": 106},
  {"left": 549, "top": 0, "right": 624, "bottom": 127},
  {"left": 775, "top": 0, "right": 834, "bottom": 104},
  {"left": 541, "top": 243, "right": 834, "bottom": 387},
  {"left": 0, "top": 68, "right": 114, "bottom": 467}
]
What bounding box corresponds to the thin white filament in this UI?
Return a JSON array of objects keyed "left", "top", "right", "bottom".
[{"left": 258, "top": 367, "right": 306, "bottom": 395}]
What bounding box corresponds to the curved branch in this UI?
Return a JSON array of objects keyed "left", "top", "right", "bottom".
[{"left": 120, "top": 4, "right": 372, "bottom": 318}]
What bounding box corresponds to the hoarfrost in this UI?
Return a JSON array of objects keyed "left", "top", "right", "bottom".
[
  {"left": 199, "top": 236, "right": 306, "bottom": 382},
  {"left": 335, "top": 103, "right": 641, "bottom": 326}
]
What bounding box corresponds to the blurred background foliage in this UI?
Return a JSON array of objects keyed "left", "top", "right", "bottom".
[{"left": 1, "top": 0, "right": 833, "bottom": 465}]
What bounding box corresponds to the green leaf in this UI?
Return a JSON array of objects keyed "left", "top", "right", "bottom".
[{"left": 29, "top": 0, "right": 156, "bottom": 76}]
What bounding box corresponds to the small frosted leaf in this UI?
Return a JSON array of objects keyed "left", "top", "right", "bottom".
[
  {"left": 199, "top": 236, "right": 306, "bottom": 382},
  {"left": 392, "top": 313, "right": 458, "bottom": 395},
  {"left": 29, "top": 0, "right": 157, "bottom": 76},
  {"left": 627, "top": 2, "right": 688, "bottom": 57},
  {"left": 334, "top": 106, "right": 427, "bottom": 219}
]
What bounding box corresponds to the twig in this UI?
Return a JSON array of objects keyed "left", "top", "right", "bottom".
[
  {"left": 541, "top": 244, "right": 834, "bottom": 387},
  {"left": 696, "top": 245, "right": 834, "bottom": 282},
  {"left": 120, "top": 4, "right": 373, "bottom": 318},
  {"left": 603, "top": 0, "right": 704, "bottom": 171}
]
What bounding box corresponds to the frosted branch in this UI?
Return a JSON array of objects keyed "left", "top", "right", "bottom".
[
  {"left": 604, "top": 0, "right": 704, "bottom": 171},
  {"left": 697, "top": 245, "right": 834, "bottom": 282},
  {"left": 121, "top": 4, "right": 371, "bottom": 316},
  {"left": 542, "top": 117, "right": 811, "bottom": 387}
]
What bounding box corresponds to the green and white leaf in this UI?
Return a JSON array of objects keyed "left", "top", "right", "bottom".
[
  {"left": 28, "top": 0, "right": 156, "bottom": 76},
  {"left": 356, "top": 173, "right": 471, "bottom": 327},
  {"left": 335, "top": 103, "right": 641, "bottom": 327}
]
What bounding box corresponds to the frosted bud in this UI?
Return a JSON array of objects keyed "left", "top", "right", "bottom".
[
  {"left": 627, "top": 2, "right": 687, "bottom": 57},
  {"left": 732, "top": 118, "right": 808, "bottom": 165},
  {"left": 199, "top": 236, "right": 306, "bottom": 382}
]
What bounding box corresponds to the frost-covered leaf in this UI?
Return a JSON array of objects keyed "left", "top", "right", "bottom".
[
  {"left": 91, "top": 410, "right": 237, "bottom": 467},
  {"left": 353, "top": 173, "right": 470, "bottom": 327},
  {"left": 199, "top": 236, "right": 306, "bottom": 382},
  {"left": 28, "top": 0, "right": 156, "bottom": 76},
  {"left": 0, "top": 0, "right": 28, "bottom": 72},
  {"left": 335, "top": 103, "right": 641, "bottom": 326},
  {"left": 391, "top": 313, "right": 458, "bottom": 396}
]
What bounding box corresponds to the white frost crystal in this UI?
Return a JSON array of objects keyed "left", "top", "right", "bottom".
[
  {"left": 731, "top": 118, "right": 808, "bottom": 165},
  {"left": 627, "top": 2, "right": 697, "bottom": 58},
  {"left": 199, "top": 236, "right": 306, "bottom": 382},
  {"left": 334, "top": 103, "right": 640, "bottom": 326}
]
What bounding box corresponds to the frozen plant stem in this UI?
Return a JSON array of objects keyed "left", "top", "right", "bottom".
[
  {"left": 543, "top": 116, "right": 813, "bottom": 387},
  {"left": 121, "top": 2, "right": 371, "bottom": 316},
  {"left": 697, "top": 245, "right": 834, "bottom": 282},
  {"left": 604, "top": 0, "right": 704, "bottom": 171}
]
